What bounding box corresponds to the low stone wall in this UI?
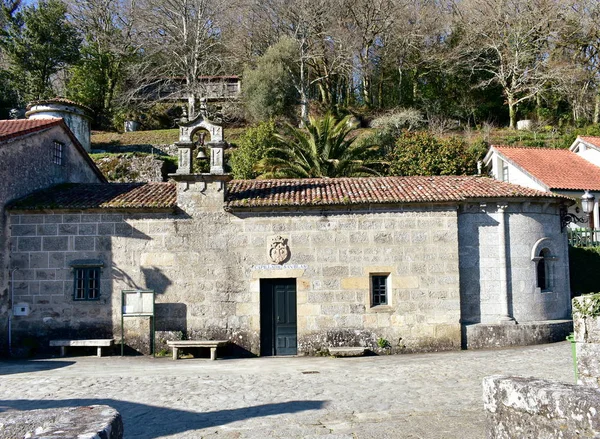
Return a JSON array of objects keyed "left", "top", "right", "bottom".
[
  {"left": 483, "top": 376, "right": 600, "bottom": 438},
  {"left": 0, "top": 405, "right": 123, "bottom": 438},
  {"left": 463, "top": 320, "right": 572, "bottom": 350},
  {"left": 573, "top": 294, "right": 600, "bottom": 387}
]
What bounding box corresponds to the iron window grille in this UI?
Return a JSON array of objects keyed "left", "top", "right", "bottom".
[
  {"left": 371, "top": 275, "right": 388, "bottom": 306},
  {"left": 73, "top": 266, "right": 101, "bottom": 300},
  {"left": 53, "top": 141, "right": 63, "bottom": 165}
]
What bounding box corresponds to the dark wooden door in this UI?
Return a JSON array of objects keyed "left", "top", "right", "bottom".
[{"left": 260, "top": 279, "right": 297, "bottom": 356}]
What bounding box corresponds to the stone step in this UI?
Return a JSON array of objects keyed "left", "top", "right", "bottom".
[{"left": 328, "top": 347, "right": 367, "bottom": 357}]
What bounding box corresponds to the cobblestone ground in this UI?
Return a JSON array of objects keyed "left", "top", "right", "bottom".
[{"left": 0, "top": 342, "right": 574, "bottom": 439}]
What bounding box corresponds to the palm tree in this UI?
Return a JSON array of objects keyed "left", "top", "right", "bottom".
[{"left": 255, "top": 114, "right": 382, "bottom": 178}]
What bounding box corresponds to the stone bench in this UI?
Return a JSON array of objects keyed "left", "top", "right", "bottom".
[
  {"left": 328, "top": 347, "right": 367, "bottom": 357},
  {"left": 50, "top": 339, "right": 114, "bottom": 357},
  {"left": 167, "top": 340, "right": 229, "bottom": 360}
]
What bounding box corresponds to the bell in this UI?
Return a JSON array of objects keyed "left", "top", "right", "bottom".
[{"left": 196, "top": 148, "right": 207, "bottom": 160}]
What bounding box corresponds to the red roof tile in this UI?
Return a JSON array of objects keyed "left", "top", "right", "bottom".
[
  {"left": 226, "top": 176, "right": 566, "bottom": 208},
  {"left": 578, "top": 136, "right": 600, "bottom": 149},
  {"left": 9, "top": 183, "right": 177, "bottom": 210},
  {"left": 0, "top": 119, "right": 63, "bottom": 143},
  {"left": 493, "top": 146, "right": 600, "bottom": 191}
]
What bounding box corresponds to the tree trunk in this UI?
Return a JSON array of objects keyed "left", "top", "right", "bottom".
[
  {"left": 362, "top": 75, "right": 371, "bottom": 107},
  {"left": 398, "top": 67, "right": 402, "bottom": 105},
  {"left": 508, "top": 96, "right": 517, "bottom": 129},
  {"left": 412, "top": 68, "right": 419, "bottom": 104},
  {"left": 188, "top": 94, "right": 196, "bottom": 119},
  {"left": 594, "top": 92, "right": 600, "bottom": 124}
]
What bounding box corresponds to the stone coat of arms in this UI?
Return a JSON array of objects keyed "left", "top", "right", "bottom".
[{"left": 268, "top": 236, "right": 290, "bottom": 265}]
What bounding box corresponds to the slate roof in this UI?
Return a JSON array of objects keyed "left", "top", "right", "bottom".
[
  {"left": 492, "top": 146, "right": 600, "bottom": 191},
  {"left": 225, "top": 176, "right": 566, "bottom": 208},
  {"left": 0, "top": 119, "right": 63, "bottom": 143},
  {"left": 9, "top": 183, "right": 177, "bottom": 210}
]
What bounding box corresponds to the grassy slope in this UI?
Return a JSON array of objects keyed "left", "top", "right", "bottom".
[{"left": 91, "top": 127, "right": 247, "bottom": 148}]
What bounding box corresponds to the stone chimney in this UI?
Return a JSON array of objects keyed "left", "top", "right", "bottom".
[{"left": 26, "top": 98, "right": 93, "bottom": 152}]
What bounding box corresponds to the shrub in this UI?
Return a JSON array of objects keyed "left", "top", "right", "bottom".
[
  {"left": 388, "top": 131, "right": 483, "bottom": 176},
  {"left": 370, "top": 108, "right": 424, "bottom": 134},
  {"left": 229, "top": 121, "right": 278, "bottom": 179}
]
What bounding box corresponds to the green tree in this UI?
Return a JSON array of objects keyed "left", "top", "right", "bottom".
[
  {"left": 242, "top": 36, "right": 299, "bottom": 122},
  {"left": 388, "top": 131, "right": 485, "bottom": 176},
  {"left": 256, "top": 114, "right": 381, "bottom": 178},
  {"left": 1, "top": 0, "right": 80, "bottom": 100},
  {"left": 230, "top": 121, "right": 278, "bottom": 180}
]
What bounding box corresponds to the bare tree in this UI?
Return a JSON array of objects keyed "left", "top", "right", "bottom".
[
  {"left": 452, "top": 0, "right": 563, "bottom": 128},
  {"left": 336, "top": 0, "right": 398, "bottom": 107},
  {"left": 126, "top": 0, "right": 229, "bottom": 117},
  {"left": 557, "top": 0, "right": 600, "bottom": 123}
]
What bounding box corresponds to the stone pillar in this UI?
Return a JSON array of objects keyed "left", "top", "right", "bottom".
[
  {"left": 208, "top": 141, "right": 227, "bottom": 175},
  {"left": 175, "top": 142, "right": 194, "bottom": 174},
  {"left": 497, "top": 204, "right": 515, "bottom": 323}
]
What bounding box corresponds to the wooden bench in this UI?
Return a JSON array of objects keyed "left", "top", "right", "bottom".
[
  {"left": 167, "top": 340, "right": 229, "bottom": 360},
  {"left": 50, "top": 339, "right": 114, "bottom": 357}
]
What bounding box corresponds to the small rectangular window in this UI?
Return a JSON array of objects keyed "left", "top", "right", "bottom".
[
  {"left": 500, "top": 159, "right": 509, "bottom": 182},
  {"left": 371, "top": 274, "right": 388, "bottom": 306},
  {"left": 73, "top": 267, "right": 101, "bottom": 300},
  {"left": 53, "top": 141, "right": 63, "bottom": 165}
]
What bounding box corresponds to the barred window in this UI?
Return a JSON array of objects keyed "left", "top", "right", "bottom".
[
  {"left": 74, "top": 267, "right": 100, "bottom": 300},
  {"left": 53, "top": 141, "right": 63, "bottom": 165},
  {"left": 371, "top": 274, "right": 389, "bottom": 306},
  {"left": 70, "top": 261, "right": 103, "bottom": 300}
]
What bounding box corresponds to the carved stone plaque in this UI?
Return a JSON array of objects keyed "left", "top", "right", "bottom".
[{"left": 268, "top": 235, "right": 290, "bottom": 265}]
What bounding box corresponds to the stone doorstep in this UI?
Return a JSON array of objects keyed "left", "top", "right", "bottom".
[{"left": 328, "top": 347, "right": 367, "bottom": 357}]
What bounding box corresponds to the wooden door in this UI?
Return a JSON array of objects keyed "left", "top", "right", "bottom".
[{"left": 260, "top": 279, "right": 297, "bottom": 356}]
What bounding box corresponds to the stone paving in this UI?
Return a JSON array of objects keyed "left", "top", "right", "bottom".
[{"left": 0, "top": 342, "right": 574, "bottom": 439}]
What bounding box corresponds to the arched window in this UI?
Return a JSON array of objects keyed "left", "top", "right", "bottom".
[{"left": 536, "top": 248, "right": 550, "bottom": 291}]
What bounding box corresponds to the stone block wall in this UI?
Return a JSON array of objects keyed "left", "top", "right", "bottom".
[
  {"left": 483, "top": 376, "right": 600, "bottom": 438},
  {"left": 459, "top": 201, "right": 570, "bottom": 325},
  {"left": 8, "top": 198, "right": 463, "bottom": 355},
  {"left": 1, "top": 125, "right": 103, "bottom": 355},
  {"left": 573, "top": 294, "right": 600, "bottom": 387}
]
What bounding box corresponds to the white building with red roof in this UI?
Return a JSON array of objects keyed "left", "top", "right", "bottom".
[{"left": 485, "top": 137, "right": 600, "bottom": 229}]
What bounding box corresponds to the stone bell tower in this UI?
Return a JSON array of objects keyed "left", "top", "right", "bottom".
[{"left": 169, "top": 113, "right": 231, "bottom": 213}]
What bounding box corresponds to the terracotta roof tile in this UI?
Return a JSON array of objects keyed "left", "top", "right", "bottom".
[
  {"left": 493, "top": 146, "right": 600, "bottom": 191},
  {"left": 0, "top": 119, "right": 63, "bottom": 143},
  {"left": 226, "top": 176, "right": 565, "bottom": 208},
  {"left": 579, "top": 136, "right": 600, "bottom": 149},
  {"left": 9, "top": 183, "right": 177, "bottom": 210}
]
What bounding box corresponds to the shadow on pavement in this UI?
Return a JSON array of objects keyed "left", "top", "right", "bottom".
[
  {"left": 0, "top": 398, "right": 327, "bottom": 438},
  {"left": 0, "top": 360, "right": 76, "bottom": 376}
]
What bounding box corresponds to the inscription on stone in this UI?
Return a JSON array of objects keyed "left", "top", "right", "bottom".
[{"left": 252, "top": 264, "right": 308, "bottom": 271}]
